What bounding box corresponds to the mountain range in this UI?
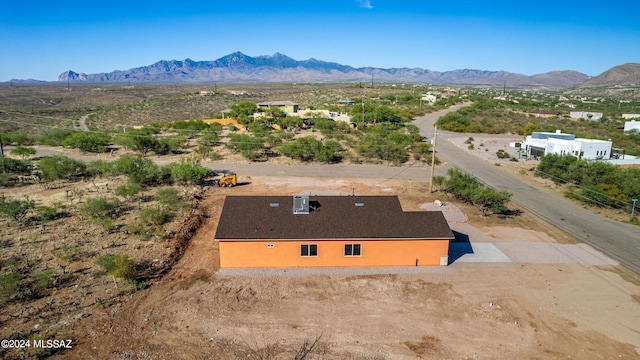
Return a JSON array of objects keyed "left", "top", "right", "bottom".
[{"left": 55, "top": 51, "right": 598, "bottom": 88}]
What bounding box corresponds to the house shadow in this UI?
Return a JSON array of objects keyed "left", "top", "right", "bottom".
[{"left": 448, "top": 230, "right": 474, "bottom": 264}]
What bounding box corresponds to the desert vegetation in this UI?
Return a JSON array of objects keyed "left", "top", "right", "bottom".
[{"left": 535, "top": 154, "right": 640, "bottom": 222}]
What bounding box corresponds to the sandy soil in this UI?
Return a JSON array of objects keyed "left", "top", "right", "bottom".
[{"left": 49, "top": 176, "right": 640, "bottom": 360}]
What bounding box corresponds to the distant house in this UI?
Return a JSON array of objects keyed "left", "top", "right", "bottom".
[
  {"left": 256, "top": 101, "right": 299, "bottom": 114},
  {"left": 337, "top": 99, "right": 356, "bottom": 107},
  {"left": 421, "top": 94, "right": 437, "bottom": 103},
  {"left": 524, "top": 130, "right": 612, "bottom": 160},
  {"left": 624, "top": 120, "right": 640, "bottom": 133},
  {"left": 214, "top": 195, "right": 454, "bottom": 268},
  {"left": 570, "top": 111, "right": 603, "bottom": 121}
]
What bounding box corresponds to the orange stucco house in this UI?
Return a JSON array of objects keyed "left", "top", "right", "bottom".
[{"left": 214, "top": 195, "right": 454, "bottom": 268}]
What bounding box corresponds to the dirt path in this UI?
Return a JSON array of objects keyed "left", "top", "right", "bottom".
[
  {"left": 78, "top": 114, "right": 90, "bottom": 131},
  {"left": 56, "top": 177, "right": 640, "bottom": 359}
]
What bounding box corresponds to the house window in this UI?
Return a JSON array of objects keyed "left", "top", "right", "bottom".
[
  {"left": 300, "top": 244, "right": 318, "bottom": 257},
  {"left": 344, "top": 243, "right": 362, "bottom": 257}
]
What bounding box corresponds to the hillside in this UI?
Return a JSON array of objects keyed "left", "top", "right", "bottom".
[
  {"left": 579, "top": 63, "right": 640, "bottom": 87},
  {"left": 56, "top": 52, "right": 588, "bottom": 88}
]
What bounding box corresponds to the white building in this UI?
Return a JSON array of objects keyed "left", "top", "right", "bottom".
[
  {"left": 570, "top": 111, "right": 603, "bottom": 121},
  {"left": 524, "top": 130, "right": 612, "bottom": 160},
  {"left": 624, "top": 120, "right": 640, "bottom": 133}
]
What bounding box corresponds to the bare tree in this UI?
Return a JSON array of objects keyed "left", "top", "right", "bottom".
[{"left": 294, "top": 333, "right": 323, "bottom": 360}]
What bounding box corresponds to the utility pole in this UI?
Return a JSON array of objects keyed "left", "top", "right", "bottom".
[
  {"left": 428, "top": 125, "right": 438, "bottom": 193},
  {"left": 361, "top": 96, "right": 365, "bottom": 127}
]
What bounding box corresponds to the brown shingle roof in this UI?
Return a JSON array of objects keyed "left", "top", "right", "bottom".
[{"left": 215, "top": 196, "right": 454, "bottom": 241}]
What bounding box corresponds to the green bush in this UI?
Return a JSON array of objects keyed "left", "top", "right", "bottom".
[
  {"left": 10, "top": 146, "right": 37, "bottom": 160},
  {"left": 86, "top": 160, "right": 113, "bottom": 177},
  {"left": 356, "top": 133, "right": 407, "bottom": 165},
  {"left": 0, "top": 157, "right": 32, "bottom": 175},
  {"left": 227, "top": 133, "right": 264, "bottom": 160},
  {"left": 39, "top": 129, "right": 76, "bottom": 146},
  {"left": 112, "top": 155, "right": 166, "bottom": 185},
  {"left": 30, "top": 269, "right": 57, "bottom": 291},
  {"left": 496, "top": 149, "right": 510, "bottom": 159},
  {"left": 436, "top": 168, "right": 512, "bottom": 215},
  {"left": 80, "top": 196, "right": 119, "bottom": 219},
  {"left": 96, "top": 254, "right": 137, "bottom": 283},
  {"left": 115, "top": 183, "right": 141, "bottom": 201},
  {"left": 39, "top": 155, "right": 86, "bottom": 181},
  {"left": 0, "top": 272, "right": 22, "bottom": 303},
  {"left": 0, "top": 195, "right": 35, "bottom": 222},
  {"left": 53, "top": 245, "right": 79, "bottom": 264},
  {"left": 154, "top": 188, "right": 185, "bottom": 208},
  {"left": 36, "top": 204, "right": 62, "bottom": 222},
  {"left": 279, "top": 136, "right": 341, "bottom": 163},
  {"left": 62, "top": 132, "right": 111, "bottom": 153},
  {"left": 168, "top": 158, "right": 211, "bottom": 185},
  {"left": 139, "top": 206, "right": 173, "bottom": 228}
]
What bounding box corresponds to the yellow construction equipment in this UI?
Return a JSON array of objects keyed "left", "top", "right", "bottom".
[{"left": 217, "top": 172, "right": 237, "bottom": 187}]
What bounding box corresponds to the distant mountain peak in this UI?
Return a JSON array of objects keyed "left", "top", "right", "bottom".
[{"left": 55, "top": 52, "right": 592, "bottom": 87}]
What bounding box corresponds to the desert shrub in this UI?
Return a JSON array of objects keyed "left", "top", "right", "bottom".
[
  {"left": 0, "top": 157, "right": 31, "bottom": 175},
  {"left": 139, "top": 206, "right": 173, "bottom": 228},
  {"left": 227, "top": 133, "right": 264, "bottom": 160},
  {"left": 154, "top": 188, "right": 188, "bottom": 210},
  {"left": 356, "top": 133, "right": 407, "bottom": 165},
  {"left": 172, "top": 119, "right": 209, "bottom": 131},
  {"left": 96, "top": 254, "right": 136, "bottom": 283},
  {"left": 86, "top": 160, "right": 113, "bottom": 177},
  {"left": 10, "top": 145, "right": 37, "bottom": 160},
  {"left": 436, "top": 112, "right": 470, "bottom": 132},
  {"left": 80, "top": 196, "right": 119, "bottom": 219},
  {"left": 39, "top": 155, "right": 86, "bottom": 181},
  {"left": 53, "top": 245, "right": 79, "bottom": 264},
  {"left": 0, "top": 272, "right": 22, "bottom": 303},
  {"left": 0, "top": 195, "right": 35, "bottom": 222},
  {"left": 114, "top": 132, "right": 158, "bottom": 156},
  {"left": 35, "top": 204, "right": 62, "bottom": 222},
  {"left": 115, "top": 183, "right": 141, "bottom": 202},
  {"left": 435, "top": 168, "right": 512, "bottom": 215},
  {"left": 496, "top": 149, "right": 510, "bottom": 159},
  {"left": 39, "top": 129, "right": 76, "bottom": 146},
  {"left": 312, "top": 118, "right": 337, "bottom": 135},
  {"left": 154, "top": 136, "right": 188, "bottom": 155},
  {"left": 30, "top": 269, "right": 57, "bottom": 291},
  {"left": 62, "top": 131, "right": 111, "bottom": 153},
  {"left": 167, "top": 158, "right": 211, "bottom": 185},
  {"left": 112, "top": 155, "right": 166, "bottom": 185},
  {"left": 279, "top": 136, "right": 341, "bottom": 163},
  {"left": 3, "top": 133, "right": 34, "bottom": 145}
]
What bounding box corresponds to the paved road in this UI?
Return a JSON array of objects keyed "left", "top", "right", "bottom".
[{"left": 413, "top": 106, "right": 640, "bottom": 274}]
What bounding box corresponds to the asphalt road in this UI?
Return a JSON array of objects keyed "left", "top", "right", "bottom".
[{"left": 413, "top": 105, "right": 640, "bottom": 274}]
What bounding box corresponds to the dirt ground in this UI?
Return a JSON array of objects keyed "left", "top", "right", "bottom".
[{"left": 43, "top": 175, "right": 640, "bottom": 360}]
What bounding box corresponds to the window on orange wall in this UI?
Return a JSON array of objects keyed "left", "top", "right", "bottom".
[
  {"left": 300, "top": 244, "right": 318, "bottom": 257},
  {"left": 344, "top": 243, "right": 362, "bottom": 257}
]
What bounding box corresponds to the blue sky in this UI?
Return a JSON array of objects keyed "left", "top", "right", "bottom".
[{"left": 1, "top": 0, "right": 638, "bottom": 81}]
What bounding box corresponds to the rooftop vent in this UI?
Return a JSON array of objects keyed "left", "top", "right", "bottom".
[{"left": 293, "top": 195, "right": 309, "bottom": 214}]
